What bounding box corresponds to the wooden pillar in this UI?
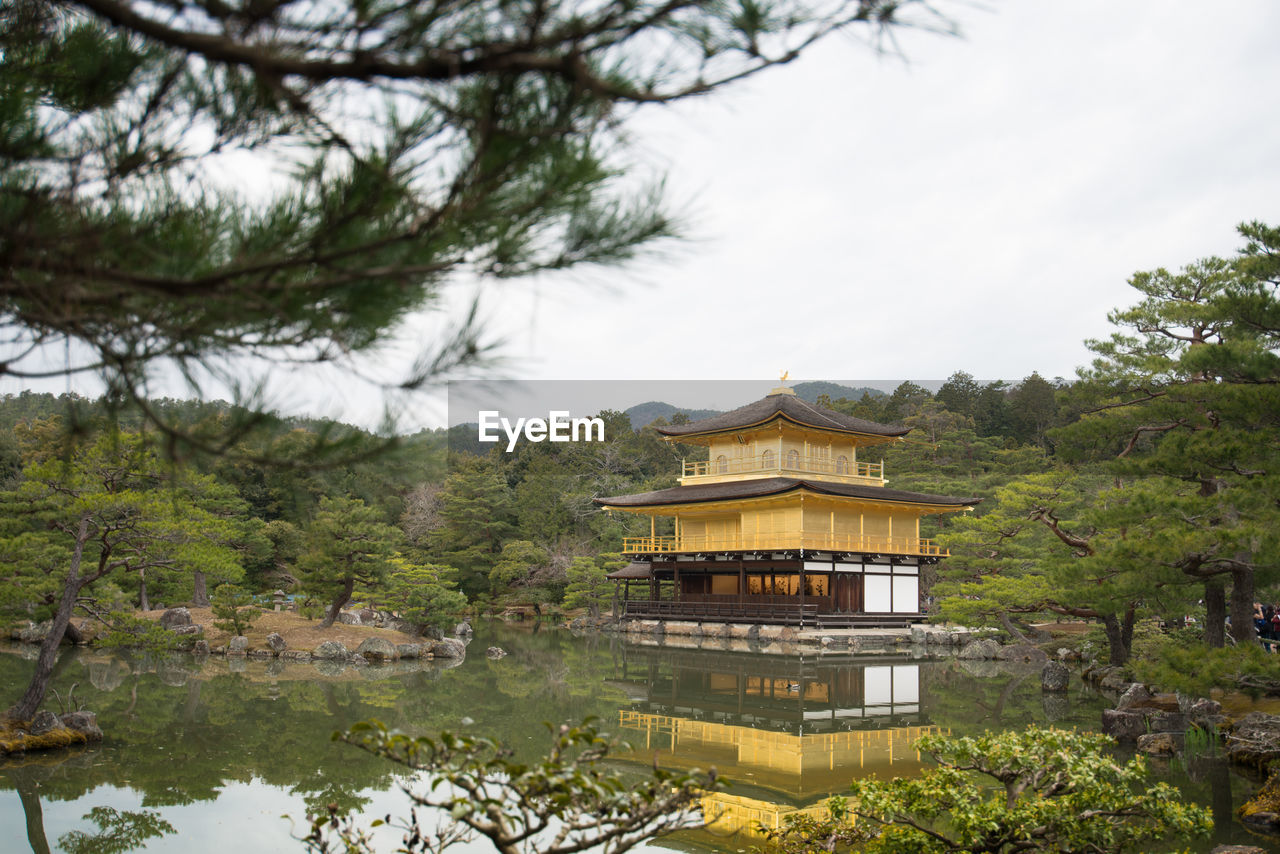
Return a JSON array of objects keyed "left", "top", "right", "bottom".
[
  {"left": 674, "top": 564, "right": 681, "bottom": 603},
  {"left": 739, "top": 559, "right": 746, "bottom": 604},
  {"left": 799, "top": 565, "right": 806, "bottom": 628}
]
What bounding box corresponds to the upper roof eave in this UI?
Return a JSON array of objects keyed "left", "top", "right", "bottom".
[{"left": 653, "top": 392, "right": 909, "bottom": 440}]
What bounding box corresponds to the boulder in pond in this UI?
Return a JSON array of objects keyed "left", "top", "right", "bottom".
[
  {"left": 192, "top": 639, "right": 210, "bottom": 656},
  {"left": 29, "top": 710, "right": 61, "bottom": 735},
  {"left": 1098, "top": 670, "right": 1133, "bottom": 692},
  {"left": 427, "top": 638, "right": 466, "bottom": 659},
  {"left": 454, "top": 622, "right": 473, "bottom": 639},
  {"left": 1147, "top": 710, "right": 1189, "bottom": 733},
  {"left": 355, "top": 637, "right": 398, "bottom": 662},
  {"left": 1041, "top": 660, "right": 1070, "bottom": 693},
  {"left": 266, "top": 632, "right": 287, "bottom": 654},
  {"left": 1227, "top": 712, "right": 1280, "bottom": 769},
  {"left": 227, "top": 636, "right": 249, "bottom": 655},
  {"left": 485, "top": 646, "right": 507, "bottom": 659},
  {"left": 60, "top": 711, "right": 103, "bottom": 742},
  {"left": 997, "top": 643, "right": 1048, "bottom": 663},
  {"left": 1100, "top": 709, "right": 1147, "bottom": 742},
  {"left": 1115, "top": 683, "right": 1153, "bottom": 709},
  {"left": 1136, "top": 731, "right": 1183, "bottom": 756},
  {"left": 312, "top": 641, "right": 351, "bottom": 660},
  {"left": 958, "top": 638, "right": 1001, "bottom": 660},
  {"left": 396, "top": 643, "right": 422, "bottom": 659}
]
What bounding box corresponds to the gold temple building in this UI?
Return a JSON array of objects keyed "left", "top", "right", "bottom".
[{"left": 596, "top": 386, "right": 979, "bottom": 627}]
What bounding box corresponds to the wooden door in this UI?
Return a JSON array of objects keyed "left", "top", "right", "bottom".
[{"left": 832, "top": 574, "right": 864, "bottom": 613}]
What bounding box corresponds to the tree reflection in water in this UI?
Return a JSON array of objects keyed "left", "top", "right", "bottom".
[{"left": 0, "top": 626, "right": 1270, "bottom": 853}]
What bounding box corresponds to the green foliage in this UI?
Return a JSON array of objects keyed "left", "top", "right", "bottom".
[
  {"left": 1053, "top": 222, "right": 1280, "bottom": 648},
  {"left": 96, "top": 613, "right": 188, "bottom": 652},
  {"left": 489, "top": 539, "right": 553, "bottom": 600},
  {"left": 1130, "top": 634, "right": 1280, "bottom": 697},
  {"left": 563, "top": 554, "right": 624, "bottom": 619},
  {"left": 298, "top": 598, "right": 326, "bottom": 622},
  {"left": 380, "top": 556, "right": 467, "bottom": 632},
  {"left": 1, "top": 0, "right": 940, "bottom": 459},
  {"left": 211, "top": 584, "right": 260, "bottom": 636},
  {"left": 297, "top": 496, "right": 402, "bottom": 627},
  {"left": 58, "top": 806, "right": 176, "bottom": 854},
  {"left": 306, "top": 718, "right": 718, "bottom": 854},
  {"left": 933, "top": 468, "right": 1132, "bottom": 636},
  {"left": 431, "top": 457, "right": 516, "bottom": 598},
  {"left": 762, "top": 727, "right": 1212, "bottom": 854}
]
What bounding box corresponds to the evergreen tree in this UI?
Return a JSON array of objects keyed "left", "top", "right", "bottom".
[
  {"left": 431, "top": 457, "right": 516, "bottom": 598},
  {"left": 489, "top": 540, "right": 558, "bottom": 610},
  {"left": 1058, "top": 226, "right": 1280, "bottom": 647},
  {"left": 973, "top": 381, "right": 1014, "bottom": 438},
  {"left": 882, "top": 381, "right": 933, "bottom": 422},
  {"left": 936, "top": 468, "right": 1145, "bottom": 664},
  {"left": 563, "top": 554, "right": 625, "bottom": 620},
  {"left": 210, "top": 584, "right": 261, "bottom": 636},
  {"left": 296, "top": 496, "right": 400, "bottom": 628},
  {"left": 1007, "top": 372, "right": 1060, "bottom": 449},
  {"left": 935, "top": 370, "right": 982, "bottom": 419},
  {"left": 1, "top": 429, "right": 244, "bottom": 721},
  {"left": 379, "top": 557, "right": 467, "bottom": 633}
]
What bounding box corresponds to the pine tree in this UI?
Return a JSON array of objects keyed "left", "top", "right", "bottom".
[
  {"left": 1058, "top": 227, "right": 1280, "bottom": 647},
  {"left": 296, "top": 496, "right": 400, "bottom": 628}
]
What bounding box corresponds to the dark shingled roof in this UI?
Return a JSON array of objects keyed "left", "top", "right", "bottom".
[
  {"left": 596, "top": 477, "right": 978, "bottom": 509},
  {"left": 654, "top": 392, "right": 909, "bottom": 439},
  {"left": 606, "top": 561, "right": 653, "bottom": 580}
]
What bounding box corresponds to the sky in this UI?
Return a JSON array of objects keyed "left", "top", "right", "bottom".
[
  {"left": 8, "top": 1, "right": 1280, "bottom": 430},
  {"left": 411, "top": 0, "right": 1280, "bottom": 427}
]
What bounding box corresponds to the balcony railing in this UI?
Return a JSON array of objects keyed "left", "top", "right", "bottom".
[
  {"left": 622, "top": 532, "right": 947, "bottom": 557},
  {"left": 683, "top": 454, "right": 883, "bottom": 482}
]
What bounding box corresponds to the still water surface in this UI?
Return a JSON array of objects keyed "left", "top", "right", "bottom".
[{"left": 0, "top": 623, "right": 1273, "bottom": 853}]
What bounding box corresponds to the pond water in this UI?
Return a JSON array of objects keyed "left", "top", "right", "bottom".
[{"left": 0, "top": 623, "right": 1274, "bottom": 853}]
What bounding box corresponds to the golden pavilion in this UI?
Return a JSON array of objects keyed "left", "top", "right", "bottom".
[{"left": 595, "top": 386, "right": 979, "bottom": 627}]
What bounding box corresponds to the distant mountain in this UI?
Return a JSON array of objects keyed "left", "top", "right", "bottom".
[
  {"left": 791, "top": 381, "right": 888, "bottom": 403},
  {"left": 624, "top": 401, "right": 722, "bottom": 430}
]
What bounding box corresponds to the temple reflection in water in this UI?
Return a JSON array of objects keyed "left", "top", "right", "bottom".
[{"left": 608, "top": 645, "right": 944, "bottom": 846}]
